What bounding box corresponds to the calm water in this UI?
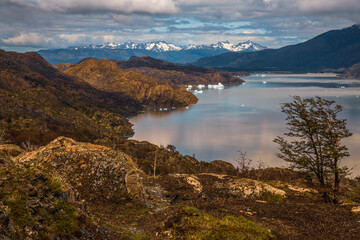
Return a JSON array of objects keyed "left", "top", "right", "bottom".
[{"left": 130, "top": 74, "right": 360, "bottom": 176}]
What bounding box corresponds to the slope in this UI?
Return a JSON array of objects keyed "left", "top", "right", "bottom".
[
  {"left": 341, "top": 63, "right": 360, "bottom": 79},
  {"left": 0, "top": 50, "right": 142, "bottom": 145},
  {"left": 195, "top": 25, "right": 360, "bottom": 73},
  {"left": 61, "top": 58, "right": 198, "bottom": 108},
  {"left": 114, "top": 56, "right": 245, "bottom": 86}
]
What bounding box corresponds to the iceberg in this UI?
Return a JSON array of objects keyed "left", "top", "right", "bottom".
[{"left": 208, "top": 83, "right": 224, "bottom": 89}]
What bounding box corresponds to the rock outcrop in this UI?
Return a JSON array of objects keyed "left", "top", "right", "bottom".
[
  {"left": 144, "top": 173, "right": 286, "bottom": 206},
  {"left": 16, "top": 137, "right": 146, "bottom": 203},
  {"left": 0, "top": 150, "right": 108, "bottom": 239},
  {"left": 0, "top": 144, "right": 23, "bottom": 158}
]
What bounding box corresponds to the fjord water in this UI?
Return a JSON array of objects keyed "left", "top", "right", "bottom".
[{"left": 130, "top": 74, "right": 360, "bottom": 175}]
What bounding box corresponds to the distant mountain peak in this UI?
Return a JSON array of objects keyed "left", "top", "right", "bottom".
[
  {"left": 70, "top": 40, "right": 266, "bottom": 53},
  {"left": 194, "top": 24, "right": 360, "bottom": 72},
  {"left": 342, "top": 24, "right": 360, "bottom": 30}
]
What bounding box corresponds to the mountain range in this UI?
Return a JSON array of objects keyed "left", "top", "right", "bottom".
[
  {"left": 37, "top": 40, "right": 266, "bottom": 65},
  {"left": 194, "top": 25, "right": 360, "bottom": 73},
  {"left": 75, "top": 40, "right": 266, "bottom": 52}
]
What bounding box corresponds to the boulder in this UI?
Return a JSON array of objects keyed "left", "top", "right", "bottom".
[
  {"left": 351, "top": 206, "right": 360, "bottom": 214},
  {"left": 0, "top": 144, "right": 23, "bottom": 158},
  {"left": 16, "top": 137, "right": 146, "bottom": 204}
]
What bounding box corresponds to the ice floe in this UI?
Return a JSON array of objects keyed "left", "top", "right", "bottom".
[{"left": 208, "top": 83, "right": 224, "bottom": 89}]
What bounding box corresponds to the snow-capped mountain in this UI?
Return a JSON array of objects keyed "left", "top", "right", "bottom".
[
  {"left": 184, "top": 41, "right": 266, "bottom": 52},
  {"left": 40, "top": 40, "right": 267, "bottom": 65},
  {"left": 74, "top": 41, "right": 182, "bottom": 52},
  {"left": 72, "top": 40, "right": 266, "bottom": 53}
]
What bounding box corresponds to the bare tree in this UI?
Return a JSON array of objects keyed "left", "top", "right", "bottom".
[
  {"left": 235, "top": 150, "right": 252, "bottom": 177},
  {"left": 153, "top": 148, "right": 158, "bottom": 178},
  {"left": 0, "top": 129, "right": 5, "bottom": 144},
  {"left": 21, "top": 139, "right": 37, "bottom": 152}
]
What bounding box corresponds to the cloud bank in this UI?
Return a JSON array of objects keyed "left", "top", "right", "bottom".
[{"left": 0, "top": 0, "right": 359, "bottom": 50}]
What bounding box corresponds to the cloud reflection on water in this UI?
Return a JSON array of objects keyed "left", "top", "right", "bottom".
[{"left": 131, "top": 74, "right": 360, "bottom": 176}]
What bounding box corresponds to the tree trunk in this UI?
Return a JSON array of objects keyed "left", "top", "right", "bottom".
[
  {"left": 322, "top": 192, "right": 333, "bottom": 203},
  {"left": 153, "top": 148, "right": 158, "bottom": 178},
  {"left": 333, "top": 169, "right": 340, "bottom": 204}
]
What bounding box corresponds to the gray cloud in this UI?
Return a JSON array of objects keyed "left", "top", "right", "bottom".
[
  {"left": 177, "top": 0, "right": 360, "bottom": 20},
  {"left": 1, "top": 32, "right": 52, "bottom": 47},
  {"left": 10, "top": 0, "right": 179, "bottom": 14},
  {"left": 0, "top": 0, "right": 359, "bottom": 50}
]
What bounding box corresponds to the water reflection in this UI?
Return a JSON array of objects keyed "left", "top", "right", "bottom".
[{"left": 130, "top": 74, "right": 360, "bottom": 176}]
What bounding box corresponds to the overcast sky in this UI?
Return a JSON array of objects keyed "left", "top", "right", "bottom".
[{"left": 1, "top": 0, "right": 359, "bottom": 51}]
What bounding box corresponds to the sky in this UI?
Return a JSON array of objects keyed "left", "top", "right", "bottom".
[{"left": 1, "top": 0, "right": 359, "bottom": 52}]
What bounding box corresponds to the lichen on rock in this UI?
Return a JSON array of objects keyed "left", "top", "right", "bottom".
[{"left": 16, "top": 137, "right": 146, "bottom": 204}]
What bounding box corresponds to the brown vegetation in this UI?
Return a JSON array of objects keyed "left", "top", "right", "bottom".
[
  {"left": 62, "top": 58, "right": 198, "bottom": 108},
  {"left": 114, "top": 56, "right": 245, "bottom": 86},
  {"left": 0, "top": 50, "right": 141, "bottom": 146},
  {"left": 341, "top": 62, "right": 360, "bottom": 79}
]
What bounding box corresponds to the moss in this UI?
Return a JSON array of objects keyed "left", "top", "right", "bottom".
[
  {"left": 350, "top": 188, "right": 360, "bottom": 203},
  {"left": 0, "top": 162, "right": 82, "bottom": 238},
  {"left": 173, "top": 207, "right": 274, "bottom": 240},
  {"left": 261, "top": 192, "right": 283, "bottom": 204},
  {"left": 103, "top": 222, "right": 149, "bottom": 240},
  {"left": 115, "top": 205, "right": 149, "bottom": 226},
  {"left": 118, "top": 206, "right": 149, "bottom": 217},
  {"left": 52, "top": 199, "right": 80, "bottom": 233},
  {"left": 183, "top": 206, "right": 202, "bottom": 215},
  {"left": 4, "top": 193, "right": 35, "bottom": 229}
]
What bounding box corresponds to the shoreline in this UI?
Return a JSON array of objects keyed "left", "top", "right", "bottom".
[{"left": 247, "top": 72, "right": 339, "bottom": 76}]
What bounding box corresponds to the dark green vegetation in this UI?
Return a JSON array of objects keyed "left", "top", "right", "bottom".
[
  {"left": 195, "top": 25, "right": 360, "bottom": 73},
  {"left": 173, "top": 207, "right": 274, "bottom": 239},
  {"left": 0, "top": 158, "right": 105, "bottom": 239},
  {"left": 274, "top": 96, "right": 352, "bottom": 203}
]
